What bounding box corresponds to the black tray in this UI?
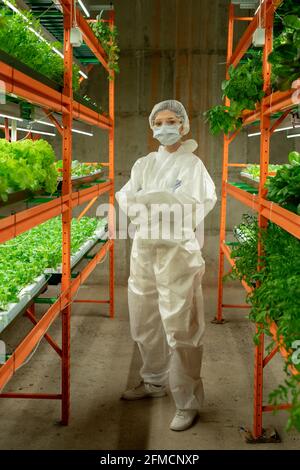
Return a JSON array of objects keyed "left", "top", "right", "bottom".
[
  {"left": 73, "top": 92, "right": 103, "bottom": 114},
  {"left": 56, "top": 171, "right": 105, "bottom": 190},
  {"left": 0, "top": 189, "right": 43, "bottom": 208},
  {"left": 0, "top": 49, "right": 62, "bottom": 91},
  {"left": 0, "top": 49, "right": 103, "bottom": 114}
]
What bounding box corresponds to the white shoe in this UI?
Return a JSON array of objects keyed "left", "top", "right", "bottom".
[
  {"left": 170, "top": 409, "right": 198, "bottom": 431},
  {"left": 121, "top": 381, "right": 168, "bottom": 400}
]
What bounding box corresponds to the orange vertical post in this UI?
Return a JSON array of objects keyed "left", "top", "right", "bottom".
[
  {"left": 253, "top": 0, "right": 274, "bottom": 440},
  {"left": 215, "top": 3, "right": 235, "bottom": 323},
  {"left": 108, "top": 9, "right": 115, "bottom": 319},
  {"left": 61, "top": 0, "right": 73, "bottom": 426}
]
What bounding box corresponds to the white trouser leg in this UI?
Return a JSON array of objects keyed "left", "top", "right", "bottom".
[
  {"left": 169, "top": 345, "right": 204, "bottom": 411},
  {"left": 128, "top": 239, "right": 170, "bottom": 386},
  {"left": 155, "top": 242, "right": 206, "bottom": 410}
]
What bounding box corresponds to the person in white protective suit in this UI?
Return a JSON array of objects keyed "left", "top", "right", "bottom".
[{"left": 115, "top": 100, "right": 217, "bottom": 431}]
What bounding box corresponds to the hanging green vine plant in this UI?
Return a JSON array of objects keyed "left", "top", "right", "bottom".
[
  {"left": 204, "top": 51, "right": 264, "bottom": 135},
  {"left": 227, "top": 215, "right": 300, "bottom": 432},
  {"left": 91, "top": 20, "right": 120, "bottom": 79},
  {"left": 204, "top": 0, "right": 300, "bottom": 135}
]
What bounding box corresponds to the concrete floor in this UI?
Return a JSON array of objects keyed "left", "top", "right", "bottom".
[{"left": 0, "top": 283, "right": 299, "bottom": 450}]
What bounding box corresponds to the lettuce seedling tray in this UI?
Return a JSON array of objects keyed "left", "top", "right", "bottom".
[
  {"left": 45, "top": 219, "right": 108, "bottom": 274},
  {"left": 57, "top": 170, "right": 104, "bottom": 189},
  {"left": 0, "top": 49, "right": 62, "bottom": 91},
  {"left": 0, "top": 50, "right": 103, "bottom": 114},
  {"left": 0, "top": 274, "right": 47, "bottom": 333}
]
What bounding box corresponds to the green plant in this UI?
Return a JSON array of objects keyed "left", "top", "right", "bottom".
[
  {"left": 91, "top": 20, "right": 120, "bottom": 78},
  {"left": 269, "top": 12, "right": 300, "bottom": 91},
  {"left": 243, "top": 164, "right": 283, "bottom": 180},
  {"left": 228, "top": 216, "right": 300, "bottom": 431},
  {"left": 228, "top": 214, "right": 259, "bottom": 286},
  {"left": 274, "top": 0, "right": 300, "bottom": 36},
  {"left": 269, "top": 376, "right": 300, "bottom": 432},
  {"left": 205, "top": 3, "right": 300, "bottom": 136},
  {"left": 266, "top": 151, "right": 300, "bottom": 214},
  {"left": 203, "top": 104, "right": 243, "bottom": 135},
  {"left": 222, "top": 53, "right": 264, "bottom": 111},
  {"left": 54, "top": 160, "right": 102, "bottom": 178},
  {"left": 0, "top": 138, "right": 58, "bottom": 201},
  {"left": 0, "top": 5, "right": 81, "bottom": 91},
  {"left": 204, "top": 51, "right": 264, "bottom": 135},
  {"left": 0, "top": 216, "right": 102, "bottom": 311}
]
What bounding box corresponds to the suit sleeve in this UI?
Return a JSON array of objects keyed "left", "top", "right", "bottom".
[{"left": 135, "top": 160, "right": 217, "bottom": 227}]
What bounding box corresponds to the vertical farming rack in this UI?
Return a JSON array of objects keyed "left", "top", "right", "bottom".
[
  {"left": 216, "top": 0, "right": 300, "bottom": 442},
  {"left": 0, "top": 0, "right": 115, "bottom": 425}
]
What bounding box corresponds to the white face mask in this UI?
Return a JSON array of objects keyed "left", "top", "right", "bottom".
[{"left": 153, "top": 124, "right": 181, "bottom": 146}]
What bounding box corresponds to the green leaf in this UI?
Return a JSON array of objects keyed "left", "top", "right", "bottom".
[
  {"left": 283, "top": 14, "right": 300, "bottom": 31},
  {"left": 288, "top": 151, "right": 300, "bottom": 165}
]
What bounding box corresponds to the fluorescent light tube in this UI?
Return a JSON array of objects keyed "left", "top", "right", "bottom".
[
  {"left": 52, "top": 47, "right": 64, "bottom": 59},
  {"left": 79, "top": 70, "right": 88, "bottom": 79},
  {"left": 35, "top": 120, "right": 56, "bottom": 128},
  {"left": 248, "top": 125, "right": 300, "bottom": 137},
  {"left": 0, "top": 125, "right": 56, "bottom": 136},
  {"left": 287, "top": 133, "right": 300, "bottom": 139},
  {"left": 248, "top": 132, "right": 261, "bottom": 137},
  {"left": 0, "top": 113, "right": 23, "bottom": 122},
  {"left": 35, "top": 120, "right": 93, "bottom": 136},
  {"left": 17, "top": 127, "right": 56, "bottom": 136},
  {"left": 274, "top": 126, "right": 294, "bottom": 133},
  {"left": 72, "top": 128, "right": 93, "bottom": 136},
  {"left": 78, "top": 0, "right": 90, "bottom": 18}
]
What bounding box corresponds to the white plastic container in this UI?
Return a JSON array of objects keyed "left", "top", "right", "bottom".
[{"left": 0, "top": 274, "right": 47, "bottom": 333}]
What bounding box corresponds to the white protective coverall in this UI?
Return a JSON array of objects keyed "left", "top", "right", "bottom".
[{"left": 116, "top": 138, "right": 217, "bottom": 411}]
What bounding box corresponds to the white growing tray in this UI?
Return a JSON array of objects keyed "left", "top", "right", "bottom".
[
  {"left": 0, "top": 219, "right": 108, "bottom": 333},
  {"left": 0, "top": 274, "right": 47, "bottom": 334},
  {"left": 57, "top": 169, "right": 103, "bottom": 182},
  {"left": 240, "top": 171, "right": 260, "bottom": 182}
]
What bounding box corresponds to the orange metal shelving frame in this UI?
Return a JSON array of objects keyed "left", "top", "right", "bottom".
[
  {"left": 216, "top": 0, "right": 300, "bottom": 442},
  {"left": 0, "top": 0, "right": 115, "bottom": 425}
]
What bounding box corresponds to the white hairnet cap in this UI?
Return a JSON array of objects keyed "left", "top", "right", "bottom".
[{"left": 149, "top": 100, "right": 190, "bottom": 136}]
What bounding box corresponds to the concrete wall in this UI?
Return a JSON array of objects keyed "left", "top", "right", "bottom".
[{"left": 49, "top": 0, "right": 297, "bottom": 286}]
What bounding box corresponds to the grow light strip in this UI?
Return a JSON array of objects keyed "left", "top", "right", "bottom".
[
  {"left": 35, "top": 120, "right": 56, "bottom": 128},
  {"left": 0, "top": 113, "right": 23, "bottom": 122},
  {"left": 78, "top": 0, "right": 90, "bottom": 18},
  {"left": 247, "top": 131, "right": 261, "bottom": 137},
  {"left": 2, "top": 0, "right": 87, "bottom": 78},
  {"left": 35, "top": 120, "right": 93, "bottom": 136},
  {"left": 287, "top": 133, "right": 300, "bottom": 139},
  {"left": 248, "top": 125, "right": 300, "bottom": 137},
  {"left": 79, "top": 70, "right": 88, "bottom": 79},
  {"left": 0, "top": 125, "right": 56, "bottom": 136},
  {"left": 72, "top": 128, "right": 93, "bottom": 136}
]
